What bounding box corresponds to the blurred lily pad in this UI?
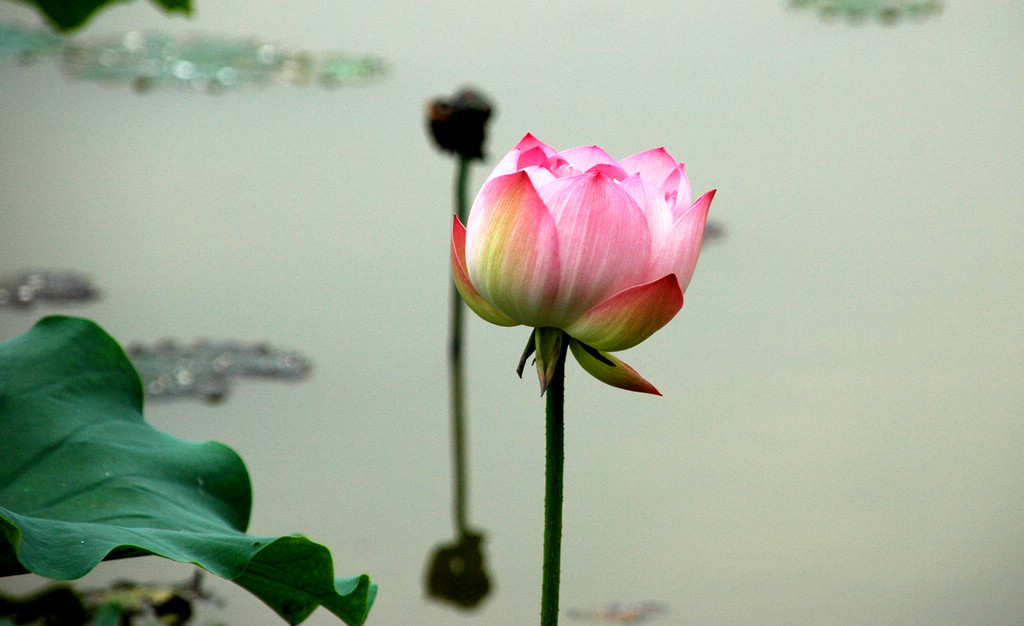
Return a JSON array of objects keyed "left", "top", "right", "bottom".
[
  {"left": 13, "top": 0, "right": 191, "bottom": 32},
  {"left": 0, "top": 316, "right": 375, "bottom": 625}
]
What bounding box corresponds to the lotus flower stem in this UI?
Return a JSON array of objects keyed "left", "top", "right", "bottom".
[
  {"left": 541, "top": 338, "right": 569, "bottom": 626},
  {"left": 449, "top": 155, "right": 472, "bottom": 537}
]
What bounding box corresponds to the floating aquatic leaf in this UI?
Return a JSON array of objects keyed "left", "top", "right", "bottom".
[
  {"left": 0, "top": 269, "right": 99, "bottom": 309},
  {"left": 0, "top": 21, "right": 62, "bottom": 64},
  {"left": 789, "top": 0, "right": 944, "bottom": 23},
  {"left": 0, "top": 316, "right": 375, "bottom": 625},
  {"left": 126, "top": 339, "right": 311, "bottom": 403},
  {"left": 1, "top": 21, "right": 387, "bottom": 93},
  {"left": 565, "top": 601, "right": 666, "bottom": 623},
  {"left": 317, "top": 54, "right": 387, "bottom": 88},
  {"left": 1, "top": 21, "right": 386, "bottom": 93},
  {"left": 60, "top": 31, "right": 387, "bottom": 93}
]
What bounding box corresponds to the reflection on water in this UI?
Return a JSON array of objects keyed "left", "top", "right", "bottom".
[
  {"left": 0, "top": 269, "right": 99, "bottom": 309},
  {"left": 94, "top": 571, "right": 220, "bottom": 624},
  {"left": 424, "top": 531, "right": 491, "bottom": 609},
  {"left": 0, "top": 571, "right": 219, "bottom": 625},
  {"left": 423, "top": 86, "right": 496, "bottom": 611},
  {"left": 126, "top": 339, "right": 311, "bottom": 403}
]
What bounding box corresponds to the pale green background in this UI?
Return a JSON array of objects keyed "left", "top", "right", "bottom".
[{"left": 1, "top": 2, "right": 1021, "bottom": 624}]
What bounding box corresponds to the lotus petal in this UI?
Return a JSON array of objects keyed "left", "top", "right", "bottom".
[{"left": 565, "top": 274, "right": 683, "bottom": 352}]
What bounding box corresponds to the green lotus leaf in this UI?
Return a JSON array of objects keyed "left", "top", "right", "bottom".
[
  {"left": 14, "top": 0, "right": 191, "bottom": 32},
  {"left": 0, "top": 316, "right": 375, "bottom": 625}
]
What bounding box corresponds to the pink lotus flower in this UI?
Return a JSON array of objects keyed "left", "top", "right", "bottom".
[{"left": 451, "top": 134, "right": 714, "bottom": 394}]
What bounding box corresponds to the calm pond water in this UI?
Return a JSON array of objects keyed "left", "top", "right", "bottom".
[{"left": 2, "top": 2, "right": 1022, "bottom": 624}]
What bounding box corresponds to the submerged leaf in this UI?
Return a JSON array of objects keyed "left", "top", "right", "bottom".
[{"left": 0, "top": 316, "right": 374, "bottom": 625}]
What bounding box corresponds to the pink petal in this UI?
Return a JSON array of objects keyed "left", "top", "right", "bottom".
[
  {"left": 536, "top": 172, "right": 652, "bottom": 325},
  {"left": 620, "top": 147, "right": 679, "bottom": 187},
  {"left": 661, "top": 167, "right": 692, "bottom": 218},
  {"left": 515, "top": 134, "right": 559, "bottom": 169},
  {"left": 451, "top": 216, "right": 518, "bottom": 327},
  {"left": 547, "top": 157, "right": 578, "bottom": 178},
  {"left": 648, "top": 189, "right": 715, "bottom": 291},
  {"left": 465, "top": 172, "right": 562, "bottom": 327},
  {"left": 514, "top": 133, "right": 554, "bottom": 154},
  {"left": 522, "top": 163, "right": 559, "bottom": 189},
  {"left": 619, "top": 173, "right": 672, "bottom": 247},
  {"left": 517, "top": 145, "right": 555, "bottom": 170},
  {"left": 489, "top": 148, "right": 525, "bottom": 178},
  {"left": 559, "top": 145, "right": 624, "bottom": 176},
  {"left": 569, "top": 339, "right": 661, "bottom": 395},
  {"left": 621, "top": 148, "right": 693, "bottom": 216},
  {"left": 584, "top": 162, "right": 629, "bottom": 180},
  {"left": 489, "top": 134, "right": 556, "bottom": 177},
  {"left": 564, "top": 274, "right": 683, "bottom": 351}
]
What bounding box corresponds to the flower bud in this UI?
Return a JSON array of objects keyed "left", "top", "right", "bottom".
[{"left": 451, "top": 134, "right": 714, "bottom": 394}]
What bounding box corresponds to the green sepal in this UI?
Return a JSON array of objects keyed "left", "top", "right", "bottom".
[
  {"left": 568, "top": 338, "right": 661, "bottom": 395},
  {"left": 533, "top": 327, "right": 565, "bottom": 395},
  {"left": 516, "top": 328, "right": 537, "bottom": 378}
]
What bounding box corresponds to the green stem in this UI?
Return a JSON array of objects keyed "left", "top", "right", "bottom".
[
  {"left": 541, "top": 338, "right": 569, "bottom": 626},
  {"left": 455, "top": 156, "right": 471, "bottom": 224},
  {"left": 449, "top": 156, "right": 472, "bottom": 537}
]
